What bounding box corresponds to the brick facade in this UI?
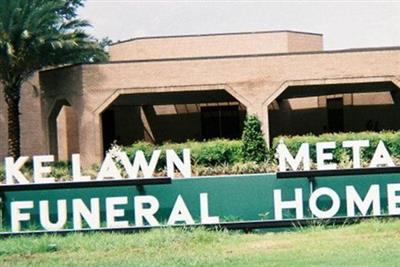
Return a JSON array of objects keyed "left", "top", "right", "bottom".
[{"left": 1, "top": 31, "right": 399, "bottom": 166}]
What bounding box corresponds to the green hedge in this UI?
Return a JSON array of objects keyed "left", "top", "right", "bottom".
[
  {"left": 272, "top": 131, "right": 400, "bottom": 164},
  {"left": 2, "top": 131, "right": 399, "bottom": 180},
  {"left": 123, "top": 131, "right": 400, "bottom": 171},
  {"left": 123, "top": 139, "right": 243, "bottom": 169},
  {"left": 0, "top": 165, "right": 4, "bottom": 182}
]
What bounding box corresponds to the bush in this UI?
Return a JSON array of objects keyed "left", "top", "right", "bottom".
[
  {"left": 193, "top": 161, "right": 277, "bottom": 176},
  {"left": 124, "top": 139, "right": 243, "bottom": 170},
  {"left": 272, "top": 131, "right": 400, "bottom": 165},
  {"left": 50, "top": 161, "right": 72, "bottom": 181},
  {"left": 189, "top": 139, "right": 243, "bottom": 166},
  {"left": 241, "top": 115, "right": 268, "bottom": 163},
  {"left": 0, "top": 164, "right": 4, "bottom": 182},
  {"left": 120, "top": 130, "right": 400, "bottom": 174}
]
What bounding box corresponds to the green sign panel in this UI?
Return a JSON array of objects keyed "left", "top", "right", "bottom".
[{"left": 1, "top": 169, "right": 400, "bottom": 234}]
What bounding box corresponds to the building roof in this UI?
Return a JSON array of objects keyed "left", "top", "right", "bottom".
[
  {"left": 109, "top": 30, "right": 324, "bottom": 61},
  {"left": 40, "top": 45, "right": 400, "bottom": 74},
  {"left": 111, "top": 30, "right": 323, "bottom": 46}
]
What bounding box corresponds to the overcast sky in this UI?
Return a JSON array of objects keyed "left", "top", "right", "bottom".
[{"left": 78, "top": 1, "right": 400, "bottom": 50}]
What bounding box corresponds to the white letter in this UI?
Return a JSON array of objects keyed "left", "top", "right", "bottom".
[
  {"left": 97, "top": 153, "right": 122, "bottom": 180},
  {"left": 346, "top": 185, "right": 380, "bottom": 216},
  {"left": 11, "top": 201, "right": 33, "bottom": 232},
  {"left": 388, "top": 183, "right": 400, "bottom": 215},
  {"left": 72, "top": 154, "right": 91, "bottom": 181},
  {"left": 369, "top": 141, "right": 395, "bottom": 167},
  {"left": 106, "top": 197, "right": 129, "bottom": 228},
  {"left": 342, "top": 140, "right": 370, "bottom": 168},
  {"left": 39, "top": 200, "right": 67, "bottom": 230},
  {"left": 166, "top": 149, "right": 191, "bottom": 178},
  {"left": 200, "top": 193, "right": 219, "bottom": 224},
  {"left": 274, "top": 189, "right": 303, "bottom": 220},
  {"left": 134, "top": 195, "right": 160, "bottom": 226},
  {"left": 309, "top": 187, "right": 340, "bottom": 218},
  {"left": 167, "top": 195, "right": 195, "bottom": 225},
  {"left": 5, "top": 156, "right": 29, "bottom": 184},
  {"left": 118, "top": 150, "right": 160, "bottom": 178},
  {"left": 72, "top": 198, "right": 100, "bottom": 229},
  {"left": 316, "top": 142, "right": 337, "bottom": 170},
  {"left": 33, "top": 155, "right": 55, "bottom": 183},
  {"left": 278, "top": 142, "right": 310, "bottom": 171}
]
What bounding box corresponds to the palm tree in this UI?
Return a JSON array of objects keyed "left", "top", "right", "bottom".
[{"left": 0, "top": 0, "right": 108, "bottom": 158}]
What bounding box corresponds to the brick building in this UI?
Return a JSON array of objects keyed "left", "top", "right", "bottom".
[{"left": 0, "top": 30, "right": 399, "bottom": 166}]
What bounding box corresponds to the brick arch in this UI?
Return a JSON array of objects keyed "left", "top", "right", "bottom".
[
  {"left": 260, "top": 76, "right": 400, "bottom": 145},
  {"left": 90, "top": 84, "right": 251, "bottom": 158},
  {"left": 47, "top": 99, "right": 72, "bottom": 159},
  {"left": 262, "top": 76, "right": 400, "bottom": 108},
  {"left": 92, "top": 83, "right": 251, "bottom": 116}
]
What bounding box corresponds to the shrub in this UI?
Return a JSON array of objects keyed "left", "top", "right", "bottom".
[
  {"left": 188, "top": 139, "right": 243, "bottom": 166},
  {"left": 192, "top": 161, "right": 277, "bottom": 176},
  {"left": 124, "top": 141, "right": 155, "bottom": 161},
  {"left": 50, "top": 161, "right": 72, "bottom": 181},
  {"left": 241, "top": 115, "right": 268, "bottom": 163},
  {"left": 123, "top": 139, "right": 243, "bottom": 170},
  {"left": 0, "top": 164, "right": 4, "bottom": 182}
]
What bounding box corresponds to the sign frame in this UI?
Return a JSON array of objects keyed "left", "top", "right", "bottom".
[{"left": 1, "top": 167, "right": 400, "bottom": 236}]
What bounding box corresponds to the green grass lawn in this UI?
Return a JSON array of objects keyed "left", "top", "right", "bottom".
[{"left": 1, "top": 219, "right": 399, "bottom": 267}]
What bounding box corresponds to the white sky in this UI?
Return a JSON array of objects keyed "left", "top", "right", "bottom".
[{"left": 79, "top": 0, "right": 400, "bottom": 50}]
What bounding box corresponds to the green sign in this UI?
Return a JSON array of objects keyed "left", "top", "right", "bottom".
[{"left": 1, "top": 169, "right": 400, "bottom": 234}]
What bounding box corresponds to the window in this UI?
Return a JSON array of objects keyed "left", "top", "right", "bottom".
[
  {"left": 327, "top": 98, "right": 344, "bottom": 132},
  {"left": 201, "top": 105, "right": 241, "bottom": 139},
  {"left": 101, "top": 109, "right": 116, "bottom": 155}
]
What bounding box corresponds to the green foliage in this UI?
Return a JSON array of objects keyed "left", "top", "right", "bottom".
[
  {"left": 124, "top": 139, "right": 243, "bottom": 170},
  {"left": 2, "top": 130, "right": 399, "bottom": 181},
  {"left": 0, "top": 0, "right": 109, "bottom": 158},
  {"left": 50, "top": 161, "right": 71, "bottom": 181},
  {"left": 0, "top": 164, "right": 4, "bottom": 182},
  {"left": 272, "top": 131, "right": 400, "bottom": 165},
  {"left": 0, "top": 0, "right": 109, "bottom": 83},
  {"left": 190, "top": 139, "right": 242, "bottom": 166},
  {"left": 123, "top": 130, "right": 400, "bottom": 175},
  {"left": 241, "top": 115, "right": 268, "bottom": 163},
  {"left": 193, "top": 161, "right": 277, "bottom": 176}
]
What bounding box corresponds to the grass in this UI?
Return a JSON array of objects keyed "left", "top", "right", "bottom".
[{"left": 0, "top": 219, "right": 399, "bottom": 266}]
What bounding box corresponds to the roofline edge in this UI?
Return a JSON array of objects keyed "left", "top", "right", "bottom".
[
  {"left": 111, "top": 30, "right": 323, "bottom": 46},
  {"left": 40, "top": 46, "right": 400, "bottom": 73}
]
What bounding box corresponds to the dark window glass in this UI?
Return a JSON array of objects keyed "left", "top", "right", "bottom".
[
  {"left": 327, "top": 98, "right": 344, "bottom": 132},
  {"left": 201, "top": 106, "right": 241, "bottom": 139},
  {"left": 101, "top": 109, "right": 116, "bottom": 155}
]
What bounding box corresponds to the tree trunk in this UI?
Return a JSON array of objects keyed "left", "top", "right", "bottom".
[{"left": 4, "top": 84, "right": 21, "bottom": 159}]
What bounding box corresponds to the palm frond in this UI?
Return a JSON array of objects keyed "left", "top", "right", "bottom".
[{"left": 0, "top": 0, "right": 109, "bottom": 84}]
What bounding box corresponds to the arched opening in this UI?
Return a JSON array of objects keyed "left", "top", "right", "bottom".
[
  {"left": 100, "top": 89, "right": 247, "bottom": 155},
  {"left": 267, "top": 81, "right": 400, "bottom": 141},
  {"left": 48, "top": 100, "right": 79, "bottom": 160}
]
